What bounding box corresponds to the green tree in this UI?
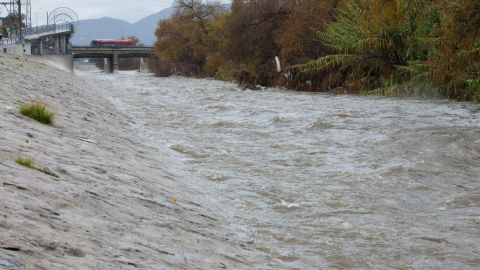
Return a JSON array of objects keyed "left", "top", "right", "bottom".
[
  {"left": 431, "top": 0, "right": 480, "bottom": 101},
  {"left": 153, "top": 0, "right": 224, "bottom": 76},
  {"left": 0, "top": 12, "right": 24, "bottom": 36},
  {"left": 297, "top": 0, "right": 441, "bottom": 95}
]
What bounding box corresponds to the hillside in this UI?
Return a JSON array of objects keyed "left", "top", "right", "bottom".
[{"left": 72, "top": 7, "right": 175, "bottom": 45}]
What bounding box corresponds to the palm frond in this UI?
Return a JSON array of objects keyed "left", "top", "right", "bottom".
[
  {"left": 320, "top": 2, "right": 365, "bottom": 53},
  {"left": 465, "top": 79, "right": 480, "bottom": 89},
  {"left": 395, "top": 61, "right": 431, "bottom": 81},
  {"left": 297, "top": 54, "right": 358, "bottom": 73},
  {"left": 349, "top": 37, "right": 391, "bottom": 53}
]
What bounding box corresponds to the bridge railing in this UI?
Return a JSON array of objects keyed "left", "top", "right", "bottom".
[{"left": 22, "top": 23, "right": 74, "bottom": 38}]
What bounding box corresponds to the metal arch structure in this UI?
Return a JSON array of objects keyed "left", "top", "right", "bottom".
[{"left": 47, "top": 7, "right": 79, "bottom": 29}]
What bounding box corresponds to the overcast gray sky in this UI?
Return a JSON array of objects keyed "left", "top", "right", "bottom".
[{"left": 32, "top": 0, "right": 227, "bottom": 25}]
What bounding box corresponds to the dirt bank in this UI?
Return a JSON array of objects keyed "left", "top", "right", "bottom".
[{"left": 0, "top": 54, "right": 266, "bottom": 269}]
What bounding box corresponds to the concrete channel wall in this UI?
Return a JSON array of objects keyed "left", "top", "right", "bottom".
[{"left": 0, "top": 37, "right": 31, "bottom": 56}]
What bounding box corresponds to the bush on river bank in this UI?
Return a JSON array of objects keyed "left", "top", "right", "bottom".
[
  {"left": 153, "top": 0, "right": 480, "bottom": 101},
  {"left": 20, "top": 101, "right": 55, "bottom": 124}
]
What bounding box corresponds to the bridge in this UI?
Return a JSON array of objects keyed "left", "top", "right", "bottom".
[
  {"left": 1, "top": 7, "right": 77, "bottom": 55},
  {"left": 1, "top": 5, "right": 153, "bottom": 73},
  {"left": 23, "top": 23, "right": 75, "bottom": 55},
  {"left": 71, "top": 46, "right": 153, "bottom": 73}
]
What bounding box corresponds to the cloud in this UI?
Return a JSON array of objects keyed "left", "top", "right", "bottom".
[{"left": 32, "top": 0, "right": 175, "bottom": 24}]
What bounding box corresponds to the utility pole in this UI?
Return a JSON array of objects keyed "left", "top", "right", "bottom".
[
  {"left": 25, "top": 0, "right": 30, "bottom": 27},
  {"left": 16, "top": 0, "right": 20, "bottom": 34},
  {"left": 1, "top": 0, "right": 31, "bottom": 34}
]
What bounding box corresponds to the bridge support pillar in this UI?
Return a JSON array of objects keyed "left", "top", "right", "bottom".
[
  {"left": 38, "top": 38, "right": 43, "bottom": 55},
  {"left": 65, "top": 35, "right": 71, "bottom": 54},
  {"left": 108, "top": 57, "right": 114, "bottom": 73},
  {"left": 113, "top": 52, "right": 119, "bottom": 73},
  {"left": 59, "top": 35, "right": 67, "bottom": 54},
  {"left": 55, "top": 36, "right": 60, "bottom": 54}
]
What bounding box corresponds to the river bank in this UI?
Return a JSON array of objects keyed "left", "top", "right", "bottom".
[
  {"left": 0, "top": 54, "right": 267, "bottom": 269},
  {"left": 151, "top": 1, "right": 479, "bottom": 101}
]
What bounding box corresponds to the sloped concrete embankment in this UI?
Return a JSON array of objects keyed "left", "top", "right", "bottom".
[{"left": 0, "top": 54, "right": 264, "bottom": 269}]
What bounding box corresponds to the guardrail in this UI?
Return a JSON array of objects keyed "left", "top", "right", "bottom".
[
  {"left": 1, "top": 23, "right": 74, "bottom": 50},
  {"left": 22, "top": 23, "right": 74, "bottom": 39}
]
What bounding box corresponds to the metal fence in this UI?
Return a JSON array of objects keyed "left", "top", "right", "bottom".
[{"left": 22, "top": 23, "right": 74, "bottom": 38}]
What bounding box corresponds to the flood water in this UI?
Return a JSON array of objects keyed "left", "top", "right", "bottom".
[{"left": 81, "top": 70, "right": 480, "bottom": 269}]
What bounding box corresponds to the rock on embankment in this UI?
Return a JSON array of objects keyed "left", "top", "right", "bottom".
[{"left": 0, "top": 54, "right": 265, "bottom": 269}]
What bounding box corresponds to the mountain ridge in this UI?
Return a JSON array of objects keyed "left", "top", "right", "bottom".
[{"left": 72, "top": 7, "right": 175, "bottom": 45}]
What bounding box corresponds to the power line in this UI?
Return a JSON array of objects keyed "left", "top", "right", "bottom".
[{"left": 0, "top": 1, "right": 32, "bottom": 33}]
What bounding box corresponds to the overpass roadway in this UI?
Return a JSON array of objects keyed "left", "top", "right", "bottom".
[{"left": 72, "top": 46, "right": 153, "bottom": 72}]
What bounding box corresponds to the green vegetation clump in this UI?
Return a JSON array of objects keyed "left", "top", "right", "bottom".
[
  {"left": 296, "top": 0, "right": 480, "bottom": 101},
  {"left": 20, "top": 102, "right": 55, "bottom": 124},
  {"left": 15, "top": 157, "right": 34, "bottom": 168},
  {"left": 14, "top": 157, "right": 59, "bottom": 178}
]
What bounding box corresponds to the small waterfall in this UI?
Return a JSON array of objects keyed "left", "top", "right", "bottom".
[
  {"left": 104, "top": 58, "right": 109, "bottom": 73},
  {"left": 139, "top": 57, "right": 148, "bottom": 73}
]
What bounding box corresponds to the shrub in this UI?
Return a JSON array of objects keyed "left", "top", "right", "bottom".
[
  {"left": 431, "top": 0, "right": 480, "bottom": 101},
  {"left": 20, "top": 102, "right": 55, "bottom": 124},
  {"left": 296, "top": 0, "right": 440, "bottom": 95},
  {"left": 14, "top": 157, "right": 59, "bottom": 178}
]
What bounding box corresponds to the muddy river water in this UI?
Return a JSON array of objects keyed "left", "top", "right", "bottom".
[{"left": 81, "top": 70, "right": 480, "bottom": 269}]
